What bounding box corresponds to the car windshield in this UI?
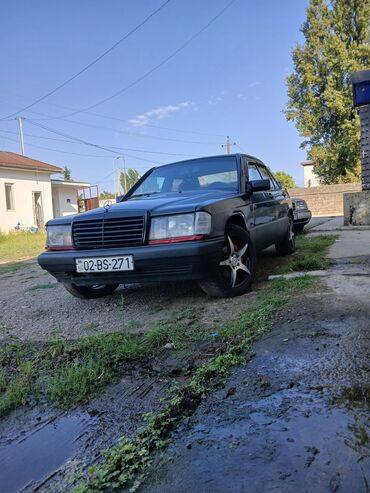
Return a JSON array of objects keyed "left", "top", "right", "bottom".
[{"left": 129, "top": 156, "right": 239, "bottom": 198}]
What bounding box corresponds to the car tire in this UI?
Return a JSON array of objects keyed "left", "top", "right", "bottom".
[
  {"left": 294, "top": 224, "right": 305, "bottom": 234},
  {"left": 199, "top": 224, "right": 256, "bottom": 298},
  {"left": 62, "top": 283, "right": 119, "bottom": 299},
  {"left": 275, "top": 215, "right": 295, "bottom": 255}
]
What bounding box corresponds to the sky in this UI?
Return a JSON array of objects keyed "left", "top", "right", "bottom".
[{"left": 0, "top": 0, "right": 309, "bottom": 190}]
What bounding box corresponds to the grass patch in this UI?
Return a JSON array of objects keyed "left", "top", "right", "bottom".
[
  {"left": 0, "top": 362, "right": 34, "bottom": 417},
  {"left": 0, "top": 261, "right": 29, "bottom": 276},
  {"left": 276, "top": 234, "right": 337, "bottom": 274},
  {"left": 0, "top": 305, "right": 204, "bottom": 414},
  {"left": 73, "top": 276, "right": 315, "bottom": 493},
  {"left": 0, "top": 231, "right": 46, "bottom": 263},
  {"left": 28, "top": 282, "right": 58, "bottom": 291},
  {"left": 48, "top": 359, "right": 114, "bottom": 407}
]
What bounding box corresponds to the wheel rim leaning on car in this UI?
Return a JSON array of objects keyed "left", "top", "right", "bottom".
[{"left": 219, "top": 236, "right": 252, "bottom": 289}]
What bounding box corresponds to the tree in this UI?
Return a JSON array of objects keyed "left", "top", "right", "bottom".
[
  {"left": 285, "top": 0, "right": 370, "bottom": 184},
  {"left": 120, "top": 168, "right": 141, "bottom": 193},
  {"left": 275, "top": 171, "right": 296, "bottom": 189},
  {"left": 62, "top": 166, "right": 72, "bottom": 181},
  {"left": 100, "top": 190, "right": 115, "bottom": 199}
]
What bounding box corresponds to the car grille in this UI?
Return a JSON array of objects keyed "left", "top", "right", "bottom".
[{"left": 72, "top": 215, "right": 145, "bottom": 249}]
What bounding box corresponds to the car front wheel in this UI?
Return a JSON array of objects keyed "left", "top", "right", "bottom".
[
  {"left": 199, "top": 224, "right": 256, "bottom": 297},
  {"left": 63, "top": 283, "right": 119, "bottom": 299}
]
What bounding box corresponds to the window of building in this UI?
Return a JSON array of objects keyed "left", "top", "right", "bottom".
[{"left": 5, "top": 183, "right": 15, "bottom": 210}]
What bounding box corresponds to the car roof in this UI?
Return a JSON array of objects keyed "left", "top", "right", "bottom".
[{"left": 151, "top": 153, "right": 265, "bottom": 171}]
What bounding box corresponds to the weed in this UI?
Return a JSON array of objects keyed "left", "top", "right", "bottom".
[
  {"left": 276, "top": 234, "right": 337, "bottom": 274},
  {"left": 28, "top": 282, "right": 58, "bottom": 291},
  {"left": 0, "top": 368, "right": 6, "bottom": 392},
  {"left": 48, "top": 358, "right": 113, "bottom": 407},
  {"left": 0, "top": 362, "right": 33, "bottom": 417},
  {"left": 0, "top": 261, "right": 29, "bottom": 276}
]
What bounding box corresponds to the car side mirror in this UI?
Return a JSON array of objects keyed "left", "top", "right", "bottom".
[{"left": 246, "top": 179, "right": 271, "bottom": 193}]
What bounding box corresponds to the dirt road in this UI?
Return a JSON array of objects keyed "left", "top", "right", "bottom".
[{"left": 139, "top": 232, "right": 370, "bottom": 493}]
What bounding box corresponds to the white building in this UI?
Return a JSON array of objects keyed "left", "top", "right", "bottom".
[
  {"left": 301, "top": 160, "right": 320, "bottom": 187},
  {"left": 51, "top": 179, "right": 91, "bottom": 218},
  {"left": 0, "top": 151, "right": 90, "bottom": 233}
]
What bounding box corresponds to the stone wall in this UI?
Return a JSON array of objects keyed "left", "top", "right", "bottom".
[{"left": 287, "top": 183, "right": 362, "bottom": 216}]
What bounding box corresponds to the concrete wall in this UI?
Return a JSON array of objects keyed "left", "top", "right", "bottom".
[
  {"left": 288, "top": 183, "right": 362, "bottom": 216},
  {"left": 0, "top": 168, "right": 53, "bottom": 232}
]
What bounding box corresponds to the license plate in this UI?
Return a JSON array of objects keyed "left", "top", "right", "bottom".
[{"left": 76, "top": 256, "right": 134, "bottom": 273}]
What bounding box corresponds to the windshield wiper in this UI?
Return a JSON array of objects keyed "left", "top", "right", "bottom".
[{"left": 128, "top": 191, "right": 161, "bottom": 199}]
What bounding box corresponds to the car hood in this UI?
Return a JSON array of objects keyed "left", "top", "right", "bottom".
[{"left": 48, "top": 190, "right": 237, "bottom": 225}]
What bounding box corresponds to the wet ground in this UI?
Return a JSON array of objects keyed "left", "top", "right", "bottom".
[
  {"left": 0, "top": 222, "right": 369, "bottom": 492},
  {"left": 138, "top": 235, "right": 370, "bottom": 493}
]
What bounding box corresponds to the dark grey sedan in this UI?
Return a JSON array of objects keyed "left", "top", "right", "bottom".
[{"left": 292, "top": 198, "right": 312, "bottom": 233}]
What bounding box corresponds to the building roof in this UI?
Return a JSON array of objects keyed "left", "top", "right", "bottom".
[
  {"left": 0, "top": 151, "right": 62, "bottom": 173},
  {"left": 301, "top": 160, "right": 314, "bottom": 167},
  {"left": 51, "top": 179, "right": 90, "bottom": 188}
]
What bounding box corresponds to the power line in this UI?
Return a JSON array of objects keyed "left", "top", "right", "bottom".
[
  {"left": 24, "top": 0, "right": 238, "bottom": 120},
  {"left": 23, "top": 119, "right": 165, "bottom": 164},
  {"left": 0, "top": 95, "right": 225, "bottom": 139},
  {"left": 0, "top": 1, "right": 172, "bottom": 120},
  {"left": 0, "top": 127, "right": 200, "bottom": 157},
  {"left": 26, "top": 115, "right": 220, "bottom": 145},
  {"left": 0, "top": 133, "right": 114, "bottom": 158}
]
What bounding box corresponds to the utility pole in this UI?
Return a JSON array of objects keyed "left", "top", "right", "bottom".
[
  {"left": 17, "top": 116, "right": 25, "bottom": 155},
  {"left": 226, "top": 135, "right": 231, "bottom": 155},
  {"left": 113, "top": 156, "right": 127, "bottom": 197},
  {"left": 222, "top": 136, "right": 235, "bottom": 155},
  {"left": 122, "top": 156, "right": 127, "bottom": 194}
]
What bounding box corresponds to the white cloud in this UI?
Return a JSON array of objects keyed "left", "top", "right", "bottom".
[
  {"left": 128, "top": 101, "right": 195, "bottom": 127},
  {"left": 208, "top": 95, "right": 224, "bottom": 106},
  {"left": 247, "top": 81, "right": 262, "bottom": 88}
]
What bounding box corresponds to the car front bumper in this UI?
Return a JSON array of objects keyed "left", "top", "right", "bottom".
[
  {"left": 37, "top": 238, "right": 225, "bottom": 286},
  {"left": 293, "top": 210, "right": 312, "bottom": 225}
]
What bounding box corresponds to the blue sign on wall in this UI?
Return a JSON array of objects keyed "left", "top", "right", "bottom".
[{"left": 354, "top": 81, "right": 370, "bottom": 107}]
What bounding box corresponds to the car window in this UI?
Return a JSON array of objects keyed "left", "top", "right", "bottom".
[
  {"left": 131, "top": 156, "right": 239, "bottom": 196},
  {"left": 257, "top": 165, "right": 275, "bottom": 190},
  {"left": 248, "top": 163, "right": 262, "bottom": 181},
  {"left": 267, "top": 170, "right": 280, "bottom": 191}
]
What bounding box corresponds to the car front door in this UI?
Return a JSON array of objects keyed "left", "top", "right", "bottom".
[{"left": 247, "top": 161, "right": 275, "bottom": 249}]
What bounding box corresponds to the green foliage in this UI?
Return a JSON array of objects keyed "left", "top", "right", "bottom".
[
  {"left": 285, "top": 0, "right": 370, "bottom": 184},
  {"left": 275, "top": 171, "right": 296, "bottom": 189},
  {"left": 99, "top": 190, "right": 115, "bottom": 199},
  {"left": 62, "top": 166, "right": 72, "bottom": 181},
  {"left": 120, "top": 168, "right": 141, "bottom": 194}
]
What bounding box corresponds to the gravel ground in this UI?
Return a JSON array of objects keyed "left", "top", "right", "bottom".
[{"left": 0, "top": 259, "right": 268, "bottom": 344}]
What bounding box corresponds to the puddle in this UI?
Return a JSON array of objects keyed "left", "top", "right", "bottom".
[{"left": 0, "top": 412, "right": 93, "bottom": 493}]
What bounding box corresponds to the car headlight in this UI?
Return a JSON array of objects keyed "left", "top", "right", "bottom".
[
  {"left": 295, "top": 200, "right": 307, "bottom": 210},
  {"left": 149, "top": 212, "right": 211, "bottom": 244},
  {"left": 46, "top": 225, "right": 72, "bottom": 249}
]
